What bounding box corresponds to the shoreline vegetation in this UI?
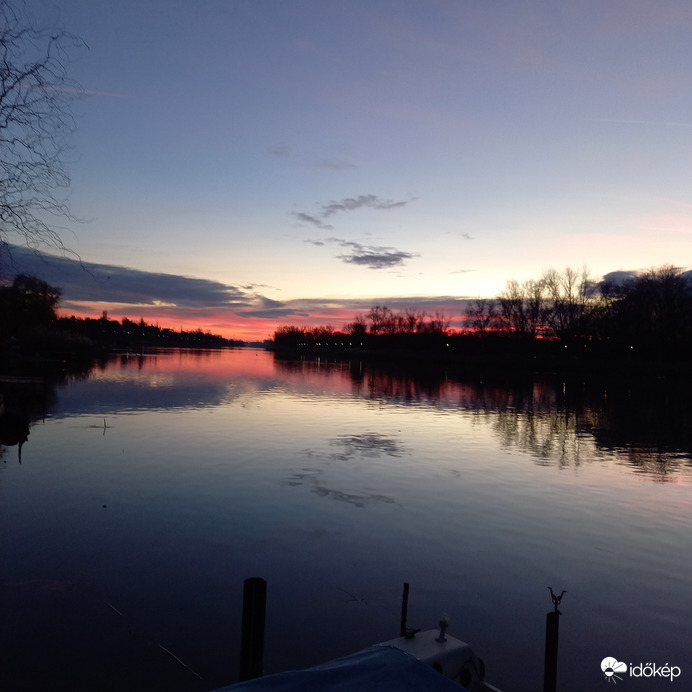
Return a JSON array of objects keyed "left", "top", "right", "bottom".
[
  {"left": 2, "top": 264, "right": 692, "bottom": 377},
  {"left": 0, "top": 274, "right": 243, "bottom": 376},
  {"left": 268, "top": 334, "right": 692, "bottom": 377},
  {"left": 270, "top": 265, "right": 692, "bottom": 376},
  {"left": 0, "top": 318, "right": 244, "bottom": 376}
]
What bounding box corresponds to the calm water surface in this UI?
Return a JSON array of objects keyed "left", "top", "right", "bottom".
[{"left": 1, "top": 348, "right": 691, "bottom": 692}]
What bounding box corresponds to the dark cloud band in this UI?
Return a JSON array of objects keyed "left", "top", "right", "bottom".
[{"left": 1, "top": 245, "right": 257, "bottom": 310}]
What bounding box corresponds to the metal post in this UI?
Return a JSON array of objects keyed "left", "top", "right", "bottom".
[{"left": 239, "top": 577, "right": 267, "bottom": 681}]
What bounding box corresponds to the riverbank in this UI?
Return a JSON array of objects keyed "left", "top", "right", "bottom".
[
  {"left": 268, "top": 340, "right": 692, "bottom": 378},
  {"left": 1, "top": 316, "right": 245, "bottom": 377}
]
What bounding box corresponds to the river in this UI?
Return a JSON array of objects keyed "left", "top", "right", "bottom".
[{"left": 1, "top": 348, "right": 690, "bottom": 691}]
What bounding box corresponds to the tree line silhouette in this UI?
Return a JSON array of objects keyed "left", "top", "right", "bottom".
[
  {"left": 0, "top": 274, "right": 242, "bottom": 371},
  {"left": 57, "top": 314, "right": 242, "bottom": 351},
  {"left": 273, "top": 265, "right": 692, "bottom": 368},
  {"left": 273, "top": 305, "right": 453, "bottom": 352}
]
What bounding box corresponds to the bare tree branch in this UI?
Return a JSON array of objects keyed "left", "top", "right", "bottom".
[{"left": 0, "top": 0, "right": 85, "bottom": 260}]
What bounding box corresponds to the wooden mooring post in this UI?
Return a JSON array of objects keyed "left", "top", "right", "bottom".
[
  {"left": 543, "top": 588, "right": 565, "bottom": 692},
  {"left": 400, "top": 582, "right": 410, "bottom": 637},
  {"left": 239, "top": 577, "right": 267, "bottom": 682},
  {"left": 543, "top": 610, "right": 559, "bottom": 692}
]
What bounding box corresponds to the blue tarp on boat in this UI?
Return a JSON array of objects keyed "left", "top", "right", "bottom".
[{"left": 213, "top": 644, "right": 466, "bottom": 691}]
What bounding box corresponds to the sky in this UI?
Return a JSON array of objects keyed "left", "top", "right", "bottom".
[{"left": 4, "top": 0, "right": 692, "bottom": 340}]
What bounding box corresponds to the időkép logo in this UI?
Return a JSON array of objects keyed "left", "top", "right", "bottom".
[{"left": 601, "top": 657, "right": 681, "bottom": 683}]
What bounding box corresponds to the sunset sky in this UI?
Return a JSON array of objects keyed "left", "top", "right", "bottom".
[{"left": 9, "top": 0, "right": 692, "bottom": 340}]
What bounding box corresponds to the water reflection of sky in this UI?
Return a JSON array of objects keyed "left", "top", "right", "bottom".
[
  {"left": 42, "top": 349, "right": 692, "bottom": 484},
  {"left": 2, "top": 349, "right": 691, "bottom": 692}
]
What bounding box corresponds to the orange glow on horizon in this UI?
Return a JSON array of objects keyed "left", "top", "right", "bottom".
[
  {"left": 58, "top": 306, "right": 359, "bottom": 342},
  {"left": 58, "top": 299, "right": 469, "bottom": 342},
  {"left": 58, "top": 307, "right": 273, "bottom": 342}
]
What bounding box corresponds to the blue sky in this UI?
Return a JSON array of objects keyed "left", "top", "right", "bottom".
[{"left": 10, "top": 0, "right": 692, "bottom": 338}]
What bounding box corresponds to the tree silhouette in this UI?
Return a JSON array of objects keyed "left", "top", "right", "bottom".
[
  {"left": 466, "top": 298, "right": 498, "bottom": 335},
  {"left": 499, "top": 278, "right": 546, "bottom": 338},
  {"left": 272, "top": 266, "right": 691, "bottom": 370},
  {"left": 542, "top": 266, "right": 596, "bottom": 344},
  {"left": 604, "top": 265, "right": 692, "bottom": 358},
  {"left": 0, "top": 1, "right": 84, "bottom": 260},
  {"left": 0, "top": 273, "right": 60, "bottom": 334}
]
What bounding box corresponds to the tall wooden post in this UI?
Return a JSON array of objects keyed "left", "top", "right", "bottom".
[
  {"left": 543, "top": 609, "right": 559, "bottom": 692},
  {"left": 543, "top": 587, "right": 565, "bottom": 692},
  {"left": 400, "top": 582, "right": 410, "bottom": 637},
  {"left": 239, "top": 577, "right": 267, "bottom": 682}
]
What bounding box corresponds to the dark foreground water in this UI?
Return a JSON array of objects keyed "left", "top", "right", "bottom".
[{"left": 1, "top": 348, "right": 690, "bottom": 692}]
